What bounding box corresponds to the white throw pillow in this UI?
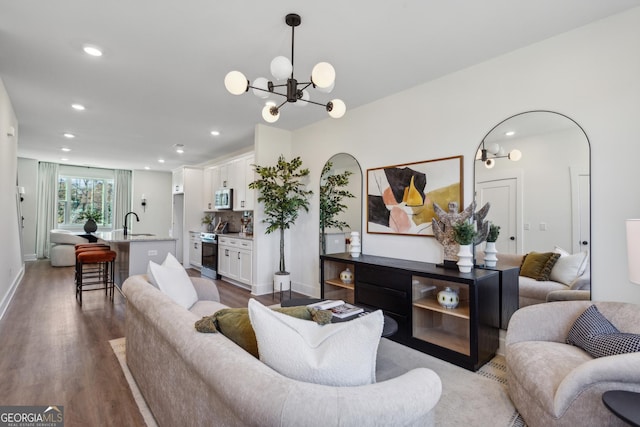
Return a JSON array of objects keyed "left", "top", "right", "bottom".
[
  {"left": 147, "top": 253, "right": 198, "bottom": 309},
  {"left": 248, "top": 298, "right": 383, "bottom": 386},
  {"left": 550, "top": 249, "right": 589, "bottom": 285}
]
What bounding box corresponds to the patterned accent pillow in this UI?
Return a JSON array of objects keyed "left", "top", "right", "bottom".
[
  {"left": 520, "top": 251, "right": 561, "bottom": 281},
  {"left": 566, "top": 305, "right": 640, "bottom": 358}
]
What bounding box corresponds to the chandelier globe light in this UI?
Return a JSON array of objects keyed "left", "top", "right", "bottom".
[
  {"left": 477, "top": 140, "right": 522, "bottom": 169},
  {"left": 224, "top": 13, "right": 346, "bottom": 123}
]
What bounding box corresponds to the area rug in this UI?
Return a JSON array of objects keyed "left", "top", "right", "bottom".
[
  {"left": 110, "top": 337, "right": 526, "bottom": 427},
  {"left": 109, "top": 338, "right": 158, "bottom": 427}
]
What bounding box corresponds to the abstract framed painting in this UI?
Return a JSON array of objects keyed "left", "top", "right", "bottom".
[{"left": 366, "top": 155, "right": 463, "bottom": 236}]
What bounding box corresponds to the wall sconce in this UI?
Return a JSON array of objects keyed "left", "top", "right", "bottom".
[
  {"left": 141, "top": 194, "right": 147, "bottom": 212},
  {"left": 477, "top": 141, "right": 522, "bottom": 169},
  {"left": 18, "top": 186, "right": 25, "bottom": 202}
]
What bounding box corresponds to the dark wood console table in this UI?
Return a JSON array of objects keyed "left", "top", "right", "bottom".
[{"left": 320, "top": 253, "right": 500, "bottom": 371}]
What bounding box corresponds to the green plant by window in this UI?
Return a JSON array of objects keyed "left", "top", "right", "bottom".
[
  {"left": 78, "top": 208, "right": 102, "bottom": 222},
  {"left": 487, "top": 224, "right": 501, "bottom": 242},
  {"left": 248, "top": 155, "right": 313, "bottom": 274},
  {"left": 452, "top": 221, "right": 477, "bottom": 245}
]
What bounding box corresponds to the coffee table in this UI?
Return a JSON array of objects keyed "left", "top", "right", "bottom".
[
  {"left": 602, "top": 390, "right": 640, "bottom": 426},
  {"left": 281, "top": 298, "right": 398, "bottom": 337}
]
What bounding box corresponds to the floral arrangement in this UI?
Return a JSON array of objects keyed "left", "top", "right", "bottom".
[
  {"left": 487, "top": 224, "right": 501, "bottom": 242},
  {"left": 452, "top": 221, "right": 476, "bottom": 245}
]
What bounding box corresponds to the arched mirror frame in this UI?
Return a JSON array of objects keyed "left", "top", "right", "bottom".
[
  {"left": 474, "top": 110, "right": 591, "bottom": 296},
  {"left": 319, "top": 153, "right": 363, "bottom": 255}
]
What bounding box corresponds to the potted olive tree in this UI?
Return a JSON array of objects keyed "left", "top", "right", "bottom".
[
  {"left": 248, "top": 155, "right": 313, "bottom": 291},
  {"left": 319, "top": 161, "right": 354, "bottom": 254},
  {"left": 452, "top": 221, "right": 477, "bottom": 273}
]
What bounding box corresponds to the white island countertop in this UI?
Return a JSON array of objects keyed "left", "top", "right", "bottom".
[{"left": 93, "top": 230, "right": 176, "bottom": 243}]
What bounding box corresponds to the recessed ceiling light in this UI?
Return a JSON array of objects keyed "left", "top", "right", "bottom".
[
  {"left": 210, "top": 130, "right": 220, "bottom": 136},
  {"left": 505, "top": 131, "right": 515, "bottom": 136},
  {"left": 144, "top": 166, "right": 150, "bottom": 170},
  {"left": 174, "top": 144, "right": 185, "bottom": 154},
  {"left": 71, "top": 103, "right": 85, "bottom": 111},
  {"left": 61, "top": 147, "right": 71, "bottom": 152},
  {"left": 158, "top": 159, "right": 165, "bottom": 163},
  {"left": 63, "top": 133, "right": 75, "bottom": 139},
  {"left": 83, "top": 45, "right": 103, "bottom": 57},
  {"left": 61, "top": 158, "right": 69, "bottom": 161}
]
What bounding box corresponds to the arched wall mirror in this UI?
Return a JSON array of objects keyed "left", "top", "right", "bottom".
[
  {"left": 319, "top": 153, "right": 363, "bottom": 255},
  {"left": 474, "top": 111, "right": 591, "bottom": 295}
]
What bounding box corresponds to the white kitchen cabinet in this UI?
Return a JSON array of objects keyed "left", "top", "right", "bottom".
[
  {"left": 172, "top": 168, "right": 184, "bottom": 194},
  {"left": 171, "top": 166, "right": 203, "bottom": 266},
  {"left": 218, "top": 236, "right": 252, "bottom": 287},
  {"left": 189, "top": 232, "right": 202, "bottom": 269},
  {"left": 233, "top": 155, "right": 255, "bottom": 211}
]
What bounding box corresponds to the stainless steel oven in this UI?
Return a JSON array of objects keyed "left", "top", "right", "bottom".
[{"left": 200, "top": 232, "right": 219, "bottom": 279}]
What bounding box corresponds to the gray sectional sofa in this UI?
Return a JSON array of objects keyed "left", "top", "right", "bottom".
[{"left": 122, "top": 274, "right": 442, "bottom": 427}]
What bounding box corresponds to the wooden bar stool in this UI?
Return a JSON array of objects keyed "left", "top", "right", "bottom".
[{"left": 76, "top": 249, "right": 116, "bottom": 305}]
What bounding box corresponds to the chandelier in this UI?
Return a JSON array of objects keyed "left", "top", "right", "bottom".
[
  {"left": 478, "top": 141, "right": 522, "bottom": 169},
  {"left": 224, "top": 13, "right": 346, "bottom": 123}
]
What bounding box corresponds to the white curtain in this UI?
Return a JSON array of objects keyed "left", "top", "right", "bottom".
[
  {"left": 35, "top": 162, "right": 59, "bottom": 259},
  {"left": 113, "top": 169, "right": 132, "bottom": 230}
]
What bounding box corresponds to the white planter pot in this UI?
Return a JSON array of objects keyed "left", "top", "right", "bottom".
[
  {"left": 484, "top": 242, "right": 498, "bottom": 268},
  {"left": 274, "top": 272, "right": 290, "bottom": 291},
  {"left": 456, "top": 244, "right": 474, "bottom": 273},
  {"left": 350, "top": 231, "right": 361, "bottom": 257}
]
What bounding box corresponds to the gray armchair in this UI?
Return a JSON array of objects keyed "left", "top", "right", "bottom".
[
  {"left": 506, "top": 301, "right": 640, "bottom": 427},
  {"left": 50, "top": 229, "right": 88, "bottom": 267}
]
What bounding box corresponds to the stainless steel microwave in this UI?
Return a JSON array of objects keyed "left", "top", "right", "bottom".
[{"left": 214, "top": 188, "right": 233, "bottom": 210}]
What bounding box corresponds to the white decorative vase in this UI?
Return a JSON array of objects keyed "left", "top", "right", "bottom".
[
  {"left": 456, "top": 244, "right": 474, "bottom": 273},
  {"left": 484, "top": 241, "right": 498, "bottom": 268},
  {"left": 339, "top": 268, "right": 353, "bottom": 284},
  {"left": 350, "top": 231, "right": 361, "bottom": 258},
  {"left": 437, "top": 286, "right": 459, "bottom": 309}
]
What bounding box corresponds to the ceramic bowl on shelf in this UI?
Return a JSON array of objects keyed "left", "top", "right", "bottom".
[
  {"left": 339, "top": 268, "right": 353, "bottom": 284},
  {"left": 437, "top": 286, "right": 459, "bottom": 309}
]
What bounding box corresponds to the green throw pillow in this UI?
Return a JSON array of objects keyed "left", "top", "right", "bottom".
[
  {"left": 195, "top": 306, "right": 330, "bottom": 358},
  {"left": 520, "top": 251, "right": 561, "bottom": 281}
]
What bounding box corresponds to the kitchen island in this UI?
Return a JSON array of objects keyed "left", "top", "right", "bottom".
[{"left": 94, "top": 231, "right": 177, "bottom": 290}]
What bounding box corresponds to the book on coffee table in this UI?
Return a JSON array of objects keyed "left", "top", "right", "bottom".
[{"left": 307, "top": 300, "right": 364, "bottom": 319}]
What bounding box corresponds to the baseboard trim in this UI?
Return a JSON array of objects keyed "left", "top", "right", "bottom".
[{"left": 0, "top": 264, "right": 25, "bottom": 321}]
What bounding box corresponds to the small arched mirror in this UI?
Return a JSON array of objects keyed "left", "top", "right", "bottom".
[
  {"left": 475, "top": 111, "right": 591, "bottom": 304},
  {"left": 319, "top": 153, "right": 362, "bottom": 255}
]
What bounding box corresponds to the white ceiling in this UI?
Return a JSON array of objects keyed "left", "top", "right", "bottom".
[{"left": 1, "top": 0, "right": 638, "bottom": 172}]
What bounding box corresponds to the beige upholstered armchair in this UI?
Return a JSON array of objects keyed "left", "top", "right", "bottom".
[
  {"left": 506, "top": 301, "right": 640, "bottom": 427},
  {"left": 50, "top": 229, "right": 88, "bottom": 267}
]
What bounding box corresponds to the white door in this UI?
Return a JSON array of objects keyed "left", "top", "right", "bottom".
[
  {"left": 571, "top": 169, "right": 590, "bottom": 253},
  {"left": 476, "top": 178, "right": 518, "bottom": 254}
]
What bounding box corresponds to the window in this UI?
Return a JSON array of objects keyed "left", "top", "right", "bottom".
[{"left": 57, "top": 175, "right": 114, "bottom": 227}]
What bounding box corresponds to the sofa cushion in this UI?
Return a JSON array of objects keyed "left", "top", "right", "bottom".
[
  {"left": 248, "top": 298, "right": 383, "bottom": 386},
  {"left": 550, "top": 249, "right": 589, "bottom": 285},
  {"left": 189, "top": 300, "right": 228, "bottom": 317},
  {"left": 147, "top": 253, "right": 198, "bottom": 309},
  {"left": 566, "top": 304, "right": 640, "bottom": 358},
  {"left": 195, "top": 305, "right": 324, "bottom": 358},
  {"left": 520, "top": 251, "right": 561, "bottom": 281}
]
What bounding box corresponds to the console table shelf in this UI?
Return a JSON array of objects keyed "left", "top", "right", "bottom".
[
  {"left": 413, "top": 297, "right": 470, "bottom": 319},
  {"left": 320, "top": 252, "right": 500, "bottom": 371},
  {"left": 324, "top": 278, "right": 354, "bottom": 290}
]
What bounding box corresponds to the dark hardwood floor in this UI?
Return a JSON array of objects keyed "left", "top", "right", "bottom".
[{"left": 0, "top": 260, "right": 303, "bottom": 426}]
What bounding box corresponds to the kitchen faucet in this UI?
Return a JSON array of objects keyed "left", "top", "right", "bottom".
[{"left": 123, "top": 211, "right": 139, "bottom": 236}]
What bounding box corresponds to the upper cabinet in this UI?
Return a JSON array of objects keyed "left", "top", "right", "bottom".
[
  {"left": 203, "top": 153, "right": 255, "bottom": 212},
  {"left": 172, "top": 168, "right": 184, "bottom": 194}
]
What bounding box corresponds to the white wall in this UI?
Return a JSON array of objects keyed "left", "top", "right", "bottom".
[
  {"left": 255, "top": 8, "right": 640, "bottom": 303},
  {"left": 131, "top": 170, "right": 172, "bottom": 235},
  {"left": 0, "top": 77, "right": 24, "bottom": 319}
]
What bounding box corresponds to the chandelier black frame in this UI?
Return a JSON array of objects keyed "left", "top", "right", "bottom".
[{"left": 224, "top": 13, "right": 345, "bottom": 123}]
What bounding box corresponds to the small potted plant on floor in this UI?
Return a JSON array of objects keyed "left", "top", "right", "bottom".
[
  {"left": 484, "top": 223, "right": 500, "bottom": 267},
  {"left": 452, "top": 221, "right": 476, "bottom": 273},
  {"left": 249, "top": 155, "right": 313, "bottom": 292},
  {"left": 78, "top": 208, "right": 102, "bottom": 233}
]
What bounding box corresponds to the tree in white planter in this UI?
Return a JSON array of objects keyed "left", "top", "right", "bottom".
[{"left": 249, "top": 155, "right": 313, "bottom": 283}]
